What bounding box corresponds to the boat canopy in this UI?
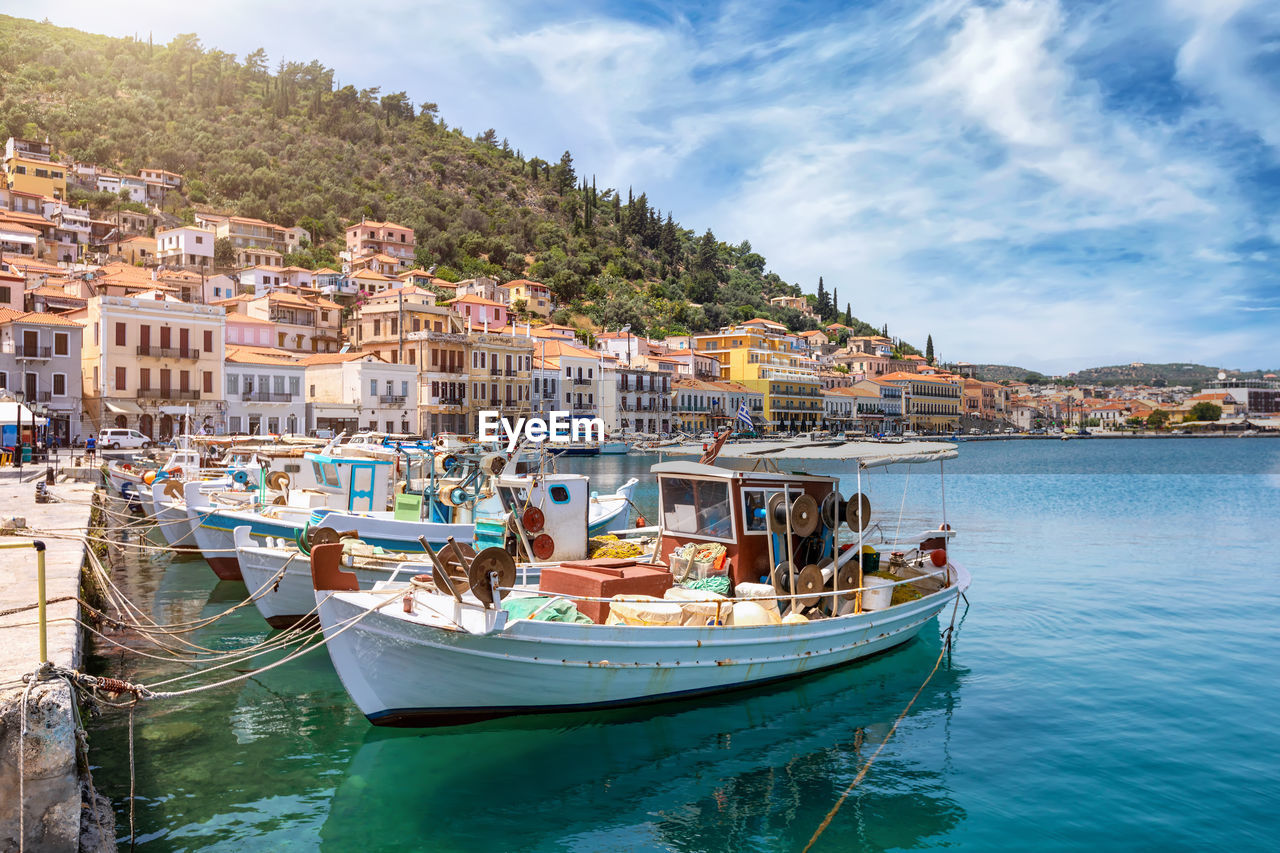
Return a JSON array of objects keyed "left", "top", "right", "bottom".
[{"left": 676, "top": 439, "right": 958, "bottom": 469}]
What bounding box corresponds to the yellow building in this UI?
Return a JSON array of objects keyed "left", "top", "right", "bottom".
[
  {"left": 4, "top": 138, "right": 66, "bottom": 200},
  {"left": 693, "top": 321, "right": 822, "bottom": 433},
  {"left": 73, "top": 290, "right": 226, "bottom": 437},
  {"left": 879, "top": 371, "right": 961, "bottom": 434},
  {"left": 498, "top": 279, "right": 553, "bottom": 317}
]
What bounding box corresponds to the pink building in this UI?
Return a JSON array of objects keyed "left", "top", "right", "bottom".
[
  {"left": 345, "top": 220, "right": 415, "bottom": 263},
  {"left": 224, "top": 313, "right": 277, "bottom": 348},
  {"left": 447, "top": 294, "right": 509, "bottom": 329}
]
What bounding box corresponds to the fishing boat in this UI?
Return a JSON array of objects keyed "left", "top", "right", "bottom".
[
  {"left": 598, "top": 439, "right": 630, "bottom": 455},
  {"left": 236, "top": 469, "right": 648, "bottom": 627},
  {"left": 311, "top": 440, "right": 969, "bottom": 727}
]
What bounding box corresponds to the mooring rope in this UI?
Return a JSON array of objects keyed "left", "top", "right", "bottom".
[{"left": 802, "top": 588, "right": 965, "bottom": 852}]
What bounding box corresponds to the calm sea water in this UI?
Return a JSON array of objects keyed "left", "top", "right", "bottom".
[{"left": 87, "top": 438, "right": 1280, "bottom": 851}]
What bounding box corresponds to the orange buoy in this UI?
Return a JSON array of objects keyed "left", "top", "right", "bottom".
[
  {"left": 930, "top": 549, "right": 948, "bottom": 567},
  {"left": 702, "top": 443, "right": 708, "bottom": 452},
  {"left": 635, "top": 515, "right": 647, "bottom": 528}
]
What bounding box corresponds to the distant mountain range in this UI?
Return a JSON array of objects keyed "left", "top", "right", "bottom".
[{"left": 971, "top": 363, "right": 1278, "bottom": 389}]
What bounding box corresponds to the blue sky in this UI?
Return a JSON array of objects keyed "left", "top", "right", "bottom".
[{"left": 12, "top": 0, "right": 1280, "bottom": 372}]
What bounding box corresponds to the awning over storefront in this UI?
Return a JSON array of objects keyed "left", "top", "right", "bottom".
[{"left": 105, "top": 400, "right": 144, "bottom": 415}]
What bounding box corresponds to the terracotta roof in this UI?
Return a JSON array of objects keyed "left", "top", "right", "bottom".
[
  {"left": 298, "top": 351, "right": 386, "bottom": 365},
  {"left": 226, "top": 345, "right": 301, "bottom": 365},
  {"left": 0, "top": 308, "right": 23, "bottom": 324},
  {"left": 742, "top": 317, "right": 786, "bottom": 329},
  {"left": 825, "top": 386, "right": 877, "bottom": 397},
  {"left": 448, "top": 294, "right": 505, "bottom": 308},
  {"left": 350, "top": 268, "right": 394, "bottom": 282},
  {"left": 498, "top": 278, "right": 548, "bottom": 290},
  {"left": 225, "top": 313, "right": 275, "bottom": 326},
  {"left": 0, "top": 222, "right": 41, "bottom": 236},
  {"left": 348, "top": 220, "right": 411, "bottom": 231}
]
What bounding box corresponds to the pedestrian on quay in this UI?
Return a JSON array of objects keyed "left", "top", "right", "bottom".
[{"left": 85, "top": 434, "right": 96, "bottom": 461}]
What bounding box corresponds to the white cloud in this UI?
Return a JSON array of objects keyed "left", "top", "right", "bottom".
[{"left": 8, "top": 0, "right": 1278, "bottom": 369}]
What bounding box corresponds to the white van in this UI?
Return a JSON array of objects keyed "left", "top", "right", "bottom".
[{"left": 99, "top": 428, "right": 152, "bottom": 450}]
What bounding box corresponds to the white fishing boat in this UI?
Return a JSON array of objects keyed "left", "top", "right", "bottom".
[
  {"left": 236, "top": 470, "right": 648, "bottom": 628},
  {"left": 312, "top": 440, "right": 969, "bottom": 727}
]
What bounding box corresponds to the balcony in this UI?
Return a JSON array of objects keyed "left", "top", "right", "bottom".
[
  {"left": 241, "top": 391, "right": 293, "bottom": 402},
  {"left": 137, "top": 346, "right": 200, "bottom": 360},
  {"left": 378, "top": 395, "right": 407, "bottom": 406},
  {"left": 433, "top": 397, "right": 466, "bottom": 407},
  {"left": 489, "top": 368, "right": 500, "bottom": 376},
  {"left": 138, "top": 388, "right": 200, "bottom": 401},
  {"left": 432, "top": 366, "right": 466, "bottom": 375},
  {"left": 14, "top": 346, "right": 51, "bottom": 359},
  {"left": 572, "top": 378, "right": 591, "bottom": 386}
]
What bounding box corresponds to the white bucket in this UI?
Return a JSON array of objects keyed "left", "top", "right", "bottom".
[{"left": 861, "top": 576, "right": 896, "bottom": 611}]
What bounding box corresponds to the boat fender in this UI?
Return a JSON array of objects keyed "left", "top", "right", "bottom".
[
  {"left": 930, "top": 549, "right": 948, "bottom": 567},
  {"left": 142, "top": 471, "right": 156, "bottom": 485},
  {"left": 635, "top": 515, "right": 647, "bottom": 528}
]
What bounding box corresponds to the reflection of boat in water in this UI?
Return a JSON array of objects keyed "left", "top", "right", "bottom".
[{"left": 320, "top": 631, "right": 966, "bottom": 852}]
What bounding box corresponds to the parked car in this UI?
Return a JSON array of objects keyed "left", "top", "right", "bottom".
[{"left": 99, "top": 428, "right": 152, "bottom": 450}]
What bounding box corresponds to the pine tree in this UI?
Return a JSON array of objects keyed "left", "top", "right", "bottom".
[{"left": 926, "top": 334, "right": 935, "bottom": 365}]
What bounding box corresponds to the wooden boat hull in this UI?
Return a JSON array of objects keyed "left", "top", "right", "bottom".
[{"left": 315, "top": 564, "right": 969, "bottom": 727}]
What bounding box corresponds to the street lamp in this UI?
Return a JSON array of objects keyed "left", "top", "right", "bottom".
[{"left": 12, "top": 389, "right": 24, "bottom": 470}]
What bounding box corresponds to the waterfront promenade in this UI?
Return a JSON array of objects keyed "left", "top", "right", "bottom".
[{"left": 0, "top": 475, "right": 111, "bottom": 852}]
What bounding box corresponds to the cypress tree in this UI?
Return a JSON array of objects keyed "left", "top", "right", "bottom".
[{"left": 926, "top": 334, "right": 935, "bottom": 365}]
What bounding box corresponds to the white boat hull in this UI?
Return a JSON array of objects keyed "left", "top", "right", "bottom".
[
  {"left": 237, "top": 538, "right": 419, "bottom": 629},
  {"left": 315, "top": 563, "right": 970, "bottom": 727}
]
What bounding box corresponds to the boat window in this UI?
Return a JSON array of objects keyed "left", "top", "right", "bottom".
[
  {"left": 284, "top": 464, "right": 301, "bottom": 473},
  {"left": 321, "top": 462, "right": 340, "bottom": 487},
  {"left": 549, "top": 485, "right": 570, "bottom": 504},
  {"left": 661, "top": 477, "right": 733, "bottom": 540},
  {"left": 742, "top": 489, "right": 768, "bottom": 533}
]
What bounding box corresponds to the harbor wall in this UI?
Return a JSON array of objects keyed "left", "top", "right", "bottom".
[{"left": 0, "top": 481, "right": 116, "bottom": 852}]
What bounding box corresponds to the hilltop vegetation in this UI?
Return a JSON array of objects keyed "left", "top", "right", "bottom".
[
  {"left": 0, "top": 14, "right": 910, "bottom": 345},
  {"left": 974, "top": 362, "right": 1278, "bottom": 389}
]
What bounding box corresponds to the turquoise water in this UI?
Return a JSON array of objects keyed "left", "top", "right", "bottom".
[{"left": 87, "top": 439, "right": 1280, "bottom": 851}]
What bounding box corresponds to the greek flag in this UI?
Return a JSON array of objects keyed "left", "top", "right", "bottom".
[{"left": 736, "top": 401, "right": 753, "bottom": 430}]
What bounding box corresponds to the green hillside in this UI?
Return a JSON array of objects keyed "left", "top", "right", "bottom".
[
  {"left": 974, "top": 362, "right": 1278, "bottom": 389},
  {"left": 0, "top": 14, "right": 900, "bottom": 343}
]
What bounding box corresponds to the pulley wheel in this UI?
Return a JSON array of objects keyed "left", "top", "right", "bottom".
[
  {"left": 266, "top": 471, "right": 290, "bottom": 490},
  {"left": 468, "top": 547, "right": 518, "bottom": 607},
  {"left": 522, "top": 505, "right": 545, "bottom": 533},
  {"left": 790, "top": 494, "right": 819, "bottom": 537},
  {"left": 821, "top": 491, "right": 843, "bottom": 528},
  {"left": 796, "top": 564, "right": 824, "bottom": 608},
  {"left": 433, "top": 541, "right": 475, "bottom": 594},
  {"left": 846, "top": 492, "right": 872, "bottom": 532},
  {"left": 836, "top": 561, "right": 861, "bottom": 600},
  {"left": 311, "top": 527, "right": 340, "bottom": 547},
  {"left": 771, "top": 561, "right": 794, "bottom": 596},
  {"left": 767, "top": 493, "right": 788, "bottom": 534},
  {"left": 532, "top": 533, "right": 555, "bottom": 561},
  {"left": 480, "top": 452, "right": 507, "bottom": 477}
]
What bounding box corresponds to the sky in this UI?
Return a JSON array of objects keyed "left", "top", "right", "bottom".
[{"left": 9, "top": 0, "right": 1280, "bottom": 373}]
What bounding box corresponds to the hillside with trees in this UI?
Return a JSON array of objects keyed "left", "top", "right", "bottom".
[
  {"left": 0, "top": 14, "right": 913, "bottom": 346},
  {"left": 974, "top": 362, "right": 1278, "bottom": 389}
]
